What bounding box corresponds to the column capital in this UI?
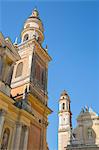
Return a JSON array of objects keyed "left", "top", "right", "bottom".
[
  {"left": 22, "top": 125, "right": 29, "bottom": 131},
  {"left": 16, "top": 122, "right": 29, "bottom": 129},
  {"left": 16, "top": 122, "right": 23, "bottom": 127},
  {"left": 42, "top": 120, "right": 48, "bottom": 127}
]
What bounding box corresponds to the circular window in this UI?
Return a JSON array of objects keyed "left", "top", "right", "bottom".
[{"left": 23, "top": 34, "right": 29, "bottom": 41}]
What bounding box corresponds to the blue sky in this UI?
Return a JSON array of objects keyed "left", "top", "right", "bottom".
[{"left": 0, "top": 1, "right": 99, "bottom": 150}]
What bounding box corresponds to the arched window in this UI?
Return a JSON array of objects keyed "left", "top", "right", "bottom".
[
  {"left": 1, "top": 128, "right": 10, "bottom": 150},
  {"left": 15, "top": 62, "right": 23, "bottom": 78},
  {"left": 62, "top": 103, "right": 65, "bottom": 110},
  {"left": 23, "top": 34, "right": 29, "bottom": 42}
]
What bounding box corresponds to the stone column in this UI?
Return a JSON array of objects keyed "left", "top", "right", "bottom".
[
  {"left": 42, "top": 120, "right": 48, "bottom": 150},
  {"left": 22, "top": 125, "right": 29, "bottom": 150},
  {"left": 0, "top": 109, "right": 6, "bottom": 143},
  {"left": 13, "top": 123, "right": 22, "bottom": 150}
]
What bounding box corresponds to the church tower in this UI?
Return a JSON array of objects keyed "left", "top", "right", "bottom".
[
  {"left": 11, "top": 9, "right": 52, "bottom": 150},
  {"left": 58, "top": 90, "right": 72, "bottom": 150},
  {"left": 11, "top": 9, "right": 50, "bottom": 105}
]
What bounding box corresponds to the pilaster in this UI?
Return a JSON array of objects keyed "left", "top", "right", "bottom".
[
  {"left": 13, "top": 122, "right": 22, "bottom": 150},
  {"left": 0, "top": 109, "right": 6, "bottom": 146},
  {"left": 22, "top": 125, "right": 29, "bottom": 150}
]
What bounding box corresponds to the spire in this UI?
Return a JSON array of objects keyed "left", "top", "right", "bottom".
[
  {"left": 30, "top": 8, "right": 39, "bottom": 18},
  {"left": 14, "top": 37, "right": 18, "bottom": 45},
  {"left": 61, "top": 90, "right": 67, "bottom": 96},
  {"left": 60, "top": 90, "right": 70, "bottom": 100},
  {"left": 45, "top": 45, "right": 48, "bottom": 51}
]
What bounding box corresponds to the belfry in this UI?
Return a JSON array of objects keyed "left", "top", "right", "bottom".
[
  {"left": 11, "top": 8, "right": 50, "bottom": 104},
  {"left": 58, "top": 91, "right": 99, "bottom": 150},
  {"left": 58, "top": 90, "right": 72, "bottom": 150},
  {"left": 0, "top": 8, "right": 52, "bottom": 150}
]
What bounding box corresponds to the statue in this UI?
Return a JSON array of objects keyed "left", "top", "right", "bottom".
[
  {"left": 1, "top": 128, "right": 10, "bottom": 149},
  {"left": 80, "top": 108, "right": 84, "bottom": 114},
  {"left": 84, "top": 106, "right": 89, "bottom": 112}
]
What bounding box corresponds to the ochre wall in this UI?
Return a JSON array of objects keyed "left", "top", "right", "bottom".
[{"left": 28, "top": 124, "right": 41, "bottom": 150}]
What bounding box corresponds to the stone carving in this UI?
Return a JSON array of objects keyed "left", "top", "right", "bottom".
[
  {"left": 84, "top": 106, "right": 89, "bottom": 112},
  {"left": 80, "top": 106, "right": 89, "bottom": 115},
  {"left": 80, "top": 108, "right": 84, "bottom": 114},
  {"left": 1, "top": 128, "right": 10, "bottom": 150},
  {"left": 42, "top": 119, "right": 48, "bottom": 127}
]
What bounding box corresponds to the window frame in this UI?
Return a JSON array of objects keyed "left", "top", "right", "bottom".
[{"left": 15, "top": 62, "right": 23, "bottom": 78}]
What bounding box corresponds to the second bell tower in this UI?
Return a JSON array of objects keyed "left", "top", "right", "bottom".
[{"left": 58, "top": 90, "right": 72, "bottom": 150}]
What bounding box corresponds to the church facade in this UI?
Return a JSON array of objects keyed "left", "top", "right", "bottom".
[
  {"left": 58, "top": 91, "right": 99, "bottom": 150},
  {"left": 0, "top": 9, "right": 52, "bottom": 150}
]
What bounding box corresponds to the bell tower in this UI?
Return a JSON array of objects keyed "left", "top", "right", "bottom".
[
  {"left": 11, "top": 9, "right": 52, "bottom": 150},
  {"left": 58, "top": 90, "right": 72, "bottom": 150},
  {"left": 11, "top": 8, "right": 51, "bottom": 105}
]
